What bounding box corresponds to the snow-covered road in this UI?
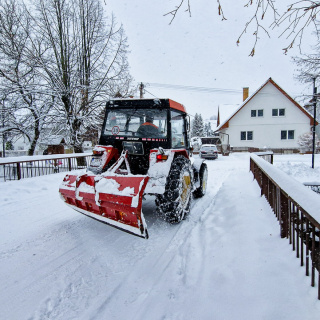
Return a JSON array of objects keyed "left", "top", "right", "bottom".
[{"left": 1, "top": 153, "right": 319, "bottom": 320}]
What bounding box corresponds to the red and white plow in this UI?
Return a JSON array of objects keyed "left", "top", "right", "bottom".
[{"left": 59, "top": 152, "right": 150, "bottom": 238}]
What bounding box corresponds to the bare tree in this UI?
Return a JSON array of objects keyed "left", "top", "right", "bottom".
[
  {"left": 27, "top": 0, "right": 134, "bottom": 153},
  {"left": 165, "top": 1, "right": 320, "bottom": 55},
  {"left": 293, "top": 35, "right": 320, "bottom": 84},
  {"left": 0, "top": 0, "right": 52, "bottom": 155}
]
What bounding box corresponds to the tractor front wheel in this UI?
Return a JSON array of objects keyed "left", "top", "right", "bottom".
[{"left": 156, "top": 156, "right": 193, "bottom": 223}]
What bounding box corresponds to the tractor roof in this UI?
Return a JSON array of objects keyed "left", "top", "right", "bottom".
[{"left": 108, "top": 98, "right": 187, "bottom": 114}]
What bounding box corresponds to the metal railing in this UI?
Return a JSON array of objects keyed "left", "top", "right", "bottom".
[
  {"left": 254, "top": 151, "right": 273, "bottom": 164},
  {"left": 250, "top": 154, "right": 320, "bottom": 299},
  {"left": 303, "top": 182, "right": 320, "bottom": 194},
  {"left": 0, "top": 153, "right": 92, "bottom": 182}
]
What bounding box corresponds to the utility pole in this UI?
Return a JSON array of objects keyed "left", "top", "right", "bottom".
[
  {"left": 139, "top": 82, "right": 144, "bottom": 99},
  {"left": 312, "top": 77, "right": 317, "bottom": 169}
]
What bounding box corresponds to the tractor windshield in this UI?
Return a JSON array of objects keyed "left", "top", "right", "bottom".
[{"left": 103, "top": 108, "right": 168, "bottom": 138}]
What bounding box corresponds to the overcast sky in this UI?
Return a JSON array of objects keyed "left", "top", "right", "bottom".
[{"left": 105, "top": 0, "right": 316, "bottom": 120}]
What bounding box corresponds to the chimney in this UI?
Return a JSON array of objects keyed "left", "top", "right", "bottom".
[{"left": 243, "top": 87, "right": 249, "bottom": 101}]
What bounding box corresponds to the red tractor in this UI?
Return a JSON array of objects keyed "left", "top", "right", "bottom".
[{"left": 59, "top": 99, "right": 208, "bottom": 238}]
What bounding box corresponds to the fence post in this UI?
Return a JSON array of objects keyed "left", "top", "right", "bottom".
[
  {"left": 68, "top": 158, "right": 72, "bottom": 171},
  {"left": 16, "top": 163, "right": 21, "bottom": 180}
]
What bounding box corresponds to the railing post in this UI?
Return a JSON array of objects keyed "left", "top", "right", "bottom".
[
  {"left": 280, "top": 191, "right": 288, "bottom": 238},
  {"left": 300, "top": 212, "right": 304, "bottom": 267},
  {"left": 261, "top": 172, "right": 267, "bottom": 197},
  {"left": 306, "top": 219, "right": 310, "bottom": 276},
  {"left": 276, "top": 187, "right": 280, "bottom": 220},
  {"left": 311, "top": 225, "right": 315, "bottom": 287},
  {"left": 68, "top": 158, "right": 72, "bottom": 171}
]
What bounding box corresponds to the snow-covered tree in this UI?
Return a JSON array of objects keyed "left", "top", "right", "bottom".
[
  {"left": 5, "top": 140, "right": 14, "bottom": 150},
  {"left": 204, "top": 122, "right": 213, "bottom": 137},
  {"left": 191, "top": 113, "right": 204, "bottom": 137},
  {"left": 28, "top": 0, "right": 134, "bottom": 153},
  {"left": 0, "top": 0, "right": 52, "bottom": 155},
  {"left": 0, "top": 0, "right": 134, "bottom": 155},
  {"left": 297, "top": 132, "right": 319, "bottom": 151}
]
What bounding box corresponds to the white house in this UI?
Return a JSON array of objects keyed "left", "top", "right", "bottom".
[{"left": 215, "top": 78, "right": 316, "bottom": 152}]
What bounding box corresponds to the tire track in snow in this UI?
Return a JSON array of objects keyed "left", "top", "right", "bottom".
[
  {"left": 89, "top": 159, "right": 241, "bottom": 319},
  {"left": 135, "top": 159, "right": 248, "bottom": 318}
]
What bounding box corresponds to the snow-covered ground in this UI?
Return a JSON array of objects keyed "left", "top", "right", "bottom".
[{"left": 1, "top": 153, "right": 320, "bottom": 320}]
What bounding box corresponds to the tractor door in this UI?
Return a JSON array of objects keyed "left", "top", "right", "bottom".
[{"left": 170, "top": 110, "right": 189, "bottom": 151}]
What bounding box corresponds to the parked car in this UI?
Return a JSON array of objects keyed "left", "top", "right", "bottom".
[{"left": 199, "top": 144, "right": 218, "bottom": 160}]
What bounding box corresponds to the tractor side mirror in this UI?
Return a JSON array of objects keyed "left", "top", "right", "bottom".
[{"left": 187, "top": 115, "right": 191, "bottom": 132}]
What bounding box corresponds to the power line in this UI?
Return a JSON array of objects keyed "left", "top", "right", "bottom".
[
  {"left": 146, "top": 82, "right": 310, "bottom": 99},
  {"left": 148, "top": 82, "right": 241, "bottom": 95},
  {"left": 144, "top": 89, "right": 158, "bottom": 98}
]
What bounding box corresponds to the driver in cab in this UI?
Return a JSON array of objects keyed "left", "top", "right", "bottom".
[{"left": 137, "top": 116, "right": 160, "bottom": 137}]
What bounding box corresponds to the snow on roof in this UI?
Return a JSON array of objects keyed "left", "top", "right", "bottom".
[
  {"left": 216, "top": 104, "right": 239, "bottom": 129},
  {"left": 44, "top": 135, "right": 65, "bottom": 145}
]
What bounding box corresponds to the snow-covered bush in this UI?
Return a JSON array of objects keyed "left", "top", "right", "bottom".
[{"left": 297, "top": 132, "right": 319, "bottom": 153}]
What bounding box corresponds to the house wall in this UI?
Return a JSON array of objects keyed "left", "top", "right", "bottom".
[{"left": 220, "top": 82, "right": 312, "bottom": 149}]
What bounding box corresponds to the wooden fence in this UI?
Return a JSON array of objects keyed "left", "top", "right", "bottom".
[
  {"left": 250, "top": 154, "right": 320, "bottom": 299},
  {"left": 0, "top": 153, "right": 92, "bottom": 182}
]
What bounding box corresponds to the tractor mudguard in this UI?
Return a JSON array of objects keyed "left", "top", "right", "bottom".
[
  {"left": 190, "top": 158, "right": 205, "bottom": 189},
  {"left": 145, "top": 149, "right": 189, "bottom": 195}
]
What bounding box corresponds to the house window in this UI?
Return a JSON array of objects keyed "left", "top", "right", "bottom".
[
  {"left": 273, "top": 108, "right": 285, "bottom": 116},
  {"left": 281, "top": 130, "right": 294, "bottom": 140},
  {"left": 241, "top": 131, "right": 253, "bottom": 140},
  {"left": 251, "top": 109, "right": 263, "bottom": 117}
]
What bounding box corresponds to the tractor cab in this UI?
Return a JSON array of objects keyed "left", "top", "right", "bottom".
[{"left": 97, "top": 99, "right": 191, "bottom": 174}]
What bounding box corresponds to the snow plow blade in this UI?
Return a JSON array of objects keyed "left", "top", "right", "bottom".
[{"left": 59, "top": 173, "right": 149, "bottom": 239}]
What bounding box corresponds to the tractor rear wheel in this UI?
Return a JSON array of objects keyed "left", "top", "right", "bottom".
[{"left": 156, "top": 156, "right": 193, "bottom": 223}]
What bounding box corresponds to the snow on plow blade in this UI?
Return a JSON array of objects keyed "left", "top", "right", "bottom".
[{"left": 59, "top": 173, "right": 149, "bottom": 239}]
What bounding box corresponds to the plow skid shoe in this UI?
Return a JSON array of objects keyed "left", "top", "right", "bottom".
[{"left": 59, "top": 173, "right": 149, "bottom": 239}]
